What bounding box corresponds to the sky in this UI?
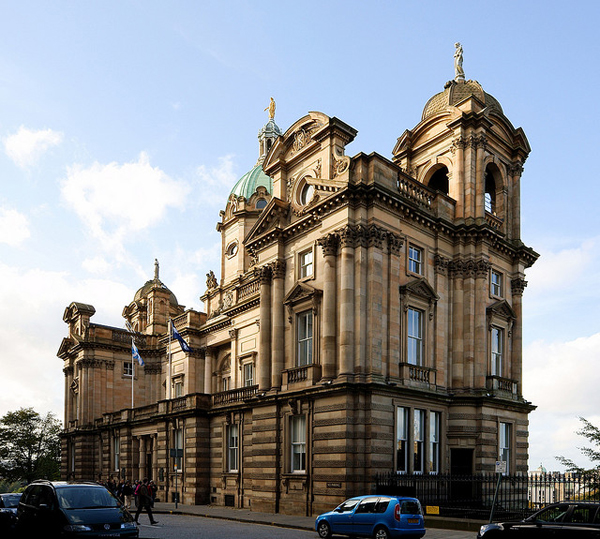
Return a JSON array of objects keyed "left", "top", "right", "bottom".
[{"left": 0, "top": 1, "right": 598, "bottom": 473}]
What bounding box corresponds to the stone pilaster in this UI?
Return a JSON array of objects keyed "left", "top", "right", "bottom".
[
  {"left": 474, "top": 259, "right": 491, "bottom": 388},
  {"left": 509, "top": 164, "right": 523, "bottom": 241}
]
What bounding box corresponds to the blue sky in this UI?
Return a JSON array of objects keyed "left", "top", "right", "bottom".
[{"left": 0, "top": 1, "right": 598, "bottom": 472}]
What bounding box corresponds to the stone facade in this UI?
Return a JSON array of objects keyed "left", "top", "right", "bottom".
[{"left": 59, "top": 75, "right": 538, "bottom": 516}]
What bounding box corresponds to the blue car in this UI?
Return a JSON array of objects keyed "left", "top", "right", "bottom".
[{"left": 315, "top": 495, "right": 425, "bottom": 539}]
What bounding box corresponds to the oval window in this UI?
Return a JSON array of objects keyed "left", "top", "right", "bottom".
[
  {"left": 300, "top": 184, "right": 314, "bottom": 206},
  {"left": 256, "top": 198, "right": 267, "bottom": 209},
  {"left": 226, "top": 242, "right": 238, "bottom": 257}
]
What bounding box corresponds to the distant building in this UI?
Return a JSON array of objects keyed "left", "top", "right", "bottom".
[{"left": 59, "top": 57, "right": 538, "bottom": 515}]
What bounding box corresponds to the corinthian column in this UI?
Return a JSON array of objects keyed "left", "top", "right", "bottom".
[
  {"left": 318, "top": 233, "right": 339, "bottom": 380},
  {"left": 511, "top": 277, "right": 527, "bottom": 396},
  {"left": 339, "top": 226, "right": 355, "bottom": 376},
  {"left": 474, "top": 259, "right": 490, "bottom": 388},
  {"left": 257, "top": 265, "right": 272, "bottom": 390},
  {"left": 271, "top": 260, "right": 285, "bottom": 389}
]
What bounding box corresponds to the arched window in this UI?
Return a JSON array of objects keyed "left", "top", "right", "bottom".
[
  {"left": 428, "top": 166, "right": 449, "bottom": 195},
  {"left": 485, "top": 166, "right": 497, "bottom": 215}
]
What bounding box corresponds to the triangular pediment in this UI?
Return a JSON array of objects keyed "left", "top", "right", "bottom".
[
  {"left": 243, "top": 197, "right": 290, "bottom": 245},
  {"left": 487, "top": 299, "right": 516, "bottom": 321},
  {"left": 57, "top": 337, "right": 75, "bottom": 359},
  {"left": 283, "top": 281, "right": 322, "bottom": 307},
  {"left": 400, "top": 278, "right": 439, "bottom": 302}
]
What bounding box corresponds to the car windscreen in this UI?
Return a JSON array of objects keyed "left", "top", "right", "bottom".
[{"left": 56, "top": 487, "right": 120, "bottom": 509}]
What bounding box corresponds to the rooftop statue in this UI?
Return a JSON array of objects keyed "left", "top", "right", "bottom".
[
  {"left": 264, "top": 97, "right": 276, "bottom": 120},
  {"left": 454, "top": 42, "right": 465, "bottom": 82}
]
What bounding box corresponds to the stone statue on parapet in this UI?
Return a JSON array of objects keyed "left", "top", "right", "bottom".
[
  {"left": 206, "top": 270, "right": 218, "bottom": 290},
  {"left": 454, "top": 42, "right": 465, "bottom": 82}
]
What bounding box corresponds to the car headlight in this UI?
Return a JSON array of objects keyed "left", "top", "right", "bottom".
[
  {"left": 121, "top": 521, "right": 137, "bottom": 529},
  {"left": 479, "top": 523, "right": 503, "bottom": 536},
  {"left": 64, "top": 524, "right": 93, "bottom": 532}
]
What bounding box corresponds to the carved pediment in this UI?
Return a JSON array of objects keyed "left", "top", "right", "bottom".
[
  {"left": 57, "top": 337, "right": 76, "bottom": 359},
  {"left": 243, "top": 197, "right": 290, "bottom": 246},
  {"left": 487, "top": 299, "right": 516, "bottom": 321},
  {"left": 400, "top": 278, "right": 439, "bottom": 303},
  {"left": 283, "top": 282, "right": 322, "bottom": 323}
]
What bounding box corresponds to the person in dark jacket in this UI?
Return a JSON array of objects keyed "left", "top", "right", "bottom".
[{"left": 134, "top": 478, "right": 158, "bottom": 525}]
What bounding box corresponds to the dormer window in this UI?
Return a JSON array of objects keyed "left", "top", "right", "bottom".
[{"left": 256, "top": 198, "right": 267, "bottom": 210}]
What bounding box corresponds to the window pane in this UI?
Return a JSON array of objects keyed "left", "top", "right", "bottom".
[
  {"left": 407, "top": 309, "right": 423, "bottom": 365},
  {"left": 492, "top": 328, "right": 503, "bottom": 376},
  {"left": 291, "top": 416, "right": 306, "bottom": 472},
  {"left": 396, "top": 407, "right": 408, "bottom": 473},
  {"left": 300, "top": 251, "right": 313, "bottom": 278},
  {"left": 429, "top": 412, "right": 440, "bottom": 473},
  {"left": 414, "top": 410, "right": 424, "bottom": 473},
  {"left": 409, "top": 246, "right": 422, "bottom": 274},
  {"left": 297, "top": 311, "right": 313, "bottom": 366},
  {"left": 228, "top": 424, "right": 239, "bottom": 472}
]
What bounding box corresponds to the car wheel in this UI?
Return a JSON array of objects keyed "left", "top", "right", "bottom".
[
  {"left": 373, "top": 526, "right": 390, "bottom": 539},
  {"left": 317, "top": 520, "right": 332, "bottom": 539}
]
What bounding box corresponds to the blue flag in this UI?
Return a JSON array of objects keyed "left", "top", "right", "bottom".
[
  {"left": 132, "top": 340, "right": 144, "bottom": 366},
  {"left": 172, "top": 324, "right": 192, "bottom": 353}
]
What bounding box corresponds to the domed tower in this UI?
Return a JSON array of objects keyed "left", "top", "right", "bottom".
[
  {"left": 122, "top": 259, "right": 184, "bottom": 334},
  {"left": 216, "top": 103, "right": 282, "bottom": 285},
  {"left": 393, "top": 46, "right": 530, "bottom": 241}
]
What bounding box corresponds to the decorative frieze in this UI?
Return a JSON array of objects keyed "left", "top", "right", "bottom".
[{"left": 449, "top": 257, "right": 491, "bottom": 279}]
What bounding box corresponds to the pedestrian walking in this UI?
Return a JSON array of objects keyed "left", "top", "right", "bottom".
[
  {"left": 134, "top": 478, "right": 158, "bottom": 525},
  {"left": 122, "top": 480, "right": 133, "bottom": 509}
]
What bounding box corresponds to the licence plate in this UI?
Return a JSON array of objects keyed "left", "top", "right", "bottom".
[{"left": 407, "top": 518, "right": 419, "bottom": 524}]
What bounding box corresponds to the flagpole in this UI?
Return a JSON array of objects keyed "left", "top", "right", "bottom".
[
  {"left": 168, "top": 318, "right": 172, "bottom": 400},
  {"left": 131, "top": 337, "right": 135, "bottom": 409}
]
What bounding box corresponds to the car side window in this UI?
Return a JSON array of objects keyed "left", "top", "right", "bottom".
[
  {"left": 535, "top": 504, "right": 569, "bottom": 523},
  {"left": 39, "top": 487, "right": 55, "bottom": 509},
  {"left": 355, "top": 497, "right": 379, "bottom": 514},
  {"left": 23, "top": 486, "right": 43, "bottom": 507},
  {"left": 374, "top": 498, "right": 391, "bottom": 513},
  {"left": 337, "top": 499, "right": 360, "bottom": 513},
  {"left": 567, "top": 505, "right": 594, "bottom": 524}
]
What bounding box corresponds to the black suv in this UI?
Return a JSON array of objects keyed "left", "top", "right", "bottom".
[
  {"left": 478, "top": 501, "right": 600, "bottom": 537},
  {"left": 16, "top": 480, "right": 138, "bottom": 538}
]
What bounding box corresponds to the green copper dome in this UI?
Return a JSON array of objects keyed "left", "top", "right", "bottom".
[{"left": 230, "top": 164, "right": 272, "bottom": 199}]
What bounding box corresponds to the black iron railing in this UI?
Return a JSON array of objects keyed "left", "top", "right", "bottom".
[{"left": 375, "top": 472, "right": 600, "bottom": 521}]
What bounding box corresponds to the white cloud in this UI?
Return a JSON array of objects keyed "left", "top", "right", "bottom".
[
  {"left": 61, "top": 152, "right": 191, "bottom": 259},
  {"left": 195, "top": 155, "right": 238, "bottom": 206},
  {"left": 0, "top": 205, "right": 30, "bottom": 246},
  {"left": 3, "top": 126, "right": 64, "bottom": 169},
  {"left": 524, "top": 333, "right": 600, "bottom": 471},
  {"left": 0, "top": 261, "right": 133, "bottom": 419}
]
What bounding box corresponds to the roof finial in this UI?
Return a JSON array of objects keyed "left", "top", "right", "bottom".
[
  {"left": 264, "top": 97, "right": 276, "bottom": 120},
  {"left": 154, "top": 258, "right": 159, "bottom": 281},
  {"left": 454, "top": 42, "right": 465, "bottom": 82}
]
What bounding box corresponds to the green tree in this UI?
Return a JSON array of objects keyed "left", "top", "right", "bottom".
[
  {"left": 0, "top": 407, "right": 61, "bottom": 483},
  {"left": 556, "top": 416, "right": 600, "bottom": 472}
]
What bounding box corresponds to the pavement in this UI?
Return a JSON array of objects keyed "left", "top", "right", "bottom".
[{"left": 152, "top": 502, "right": 481, "bottom": 538}]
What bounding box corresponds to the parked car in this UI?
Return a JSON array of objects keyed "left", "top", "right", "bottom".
[
  {"left": 0, "top": 493, "right": 22, "bottom": 537},
  {"left": 478, "top": 501, "right": 600, "bottom": 537},
  {"left": 315, "top": 495, "right": 425, "bottom": 539},
  {"left": 16, "top": 480, "right": 138, "bottom": 537},
  {"left": 0, "top": 493, "right": 22, "bottom": 513}
]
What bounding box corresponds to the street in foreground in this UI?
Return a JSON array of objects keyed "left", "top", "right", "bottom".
[{"left": 136, "top": 513, "right": 477, "bottom": 539}]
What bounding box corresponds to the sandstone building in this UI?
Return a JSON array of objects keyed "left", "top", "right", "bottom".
[{"left": 59, "top": 59, "right": 538, "bottom": 515}]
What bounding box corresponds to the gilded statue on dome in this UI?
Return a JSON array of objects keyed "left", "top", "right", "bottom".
[{"left": 264, "top": 97, "right": 276, "bottom": 120}]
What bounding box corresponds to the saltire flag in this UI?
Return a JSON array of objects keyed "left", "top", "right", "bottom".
[
  {"left": 172, "top": 323, "right": 192, "bottom": 353},
  {"left": 132, "top": 339, "right": 145, "bottom": 366}
]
